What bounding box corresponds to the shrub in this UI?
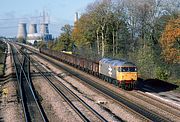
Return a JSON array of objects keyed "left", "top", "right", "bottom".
[{"left": 155, "top": 66, "right": 170, "bottom": 80}]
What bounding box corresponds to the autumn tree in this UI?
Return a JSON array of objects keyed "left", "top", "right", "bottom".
[
  {"left": 73, "top": 0, "right": 130, "bottom": 58},
  {"left": 72, "top": 14, "right": 95, "bottom": 47},
  {"left": 160, "top": 18, "right": 180, "bottom": 64}
]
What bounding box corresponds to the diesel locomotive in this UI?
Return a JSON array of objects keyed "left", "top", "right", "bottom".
[
  {"left": 39, "top": 48, "right": 137, "bottom": 89},
  {"left": 99, "top": 58, "right": 137, "bottom": 89}
]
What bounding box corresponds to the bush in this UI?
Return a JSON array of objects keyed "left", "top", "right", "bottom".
[
  {"left": 155, "top": 66, "right": 170, "bottom": 80},
  {"left": 169, "top": 64, "right": 180, "bottom": 80},
  {"left": 0, "top": 64, "right": 3, "bottom": 76},
  {"left": 135, "top": 45, "right": 157, "bottom": 79}
]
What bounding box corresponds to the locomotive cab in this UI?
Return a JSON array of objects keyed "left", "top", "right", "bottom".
[
  {"left": 117, "top": 63, "right": 137, "bottom": 82},
  {"left": 116, "top": 62, "right": 137, "bottom": 89}
]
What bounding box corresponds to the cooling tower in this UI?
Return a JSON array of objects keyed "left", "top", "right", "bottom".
[
  {"left": 29, "top": 24, "right": 37, "bottom": 34},
  {"left": 17, "top": 23, "right": 27, "bottom": 39},
  {"left": 40, "top": 23, "right": 49, "bottom": 34}
]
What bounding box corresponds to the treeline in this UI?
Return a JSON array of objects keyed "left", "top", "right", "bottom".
[{"left": 46, "top": 0, "right": 180, "bottom": 82}]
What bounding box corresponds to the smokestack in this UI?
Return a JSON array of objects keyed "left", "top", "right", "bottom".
[
  {"left": 29, "top": 24, "right": 37, "bottom": 34},
  {"left": 74, "top": 12, "right": 78, "bottom": 23},
  {"left": 17, "top": 23, "right": 27, "bottom": 39},
  {"left": 40, "top": 23, "right": 49, "bottom": 34}
]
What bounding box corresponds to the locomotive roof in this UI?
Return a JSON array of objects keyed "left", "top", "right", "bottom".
[
  {"left": 99, "top": 58, "right": 112, "bottom": 63},
  {"left": 99, "top": 58, "right": 136, "bottom": 67}
]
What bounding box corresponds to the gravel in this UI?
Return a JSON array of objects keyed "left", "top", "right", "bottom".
[
  {"left": 31, "top": 76, "right": 83, "bottom": 122},
  {"left": 0, "top": 81, "right": 24, "bottom": 122}
]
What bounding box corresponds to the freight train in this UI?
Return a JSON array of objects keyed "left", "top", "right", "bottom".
[{"left": 39, "top": 48, "right": 137, "bottom": 89}]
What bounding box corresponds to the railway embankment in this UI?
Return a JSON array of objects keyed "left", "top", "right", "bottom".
[
  {"left": 0, "top": 42, "right": 23, "bottom": 122},
  {"left": 0, "top": 41, "right": 7, "bottom": 76}
]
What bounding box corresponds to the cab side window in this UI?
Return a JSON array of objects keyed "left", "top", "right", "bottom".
[{"left": 118, "top": 67, "right": 121, "bottom": 72}]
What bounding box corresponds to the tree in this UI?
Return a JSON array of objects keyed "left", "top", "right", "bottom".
[
  {"left": 58, "top": 24, "right": 73, "bottom": 51},
  {"left": 18, "top": 37, "right": 26, "bottom": 44},
  {"left": 73, "top": 0, "right": 130, "bottom": 58},
  {"left": 47, "top": 41, "right": 54, "bottom": 49},
  {"left": 136, "top": 42, "right": 157, "bottom": 78},
  {"left": 72, "top": 14, "right": 95, "bottom": 47},
  {"left": 160, "top": 18, "right": 180, "bottom": 64},
  {"left": 37, "top": 41, "right": 46, "bottom": 49}
]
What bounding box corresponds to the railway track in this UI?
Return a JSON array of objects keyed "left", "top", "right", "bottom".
[
  {"left": 24, "top": 46, "right": 172, "bottom": 122},
  {"left": 28, "top": 52, "right": 108, "bottom": 122},
  {"left": 129, "top": 90, "right": 180, "bottom": 121},
  {"left": 136, "top": 91, "right": 180, "bottom": 111},
  {"left": 10, "top": 44, "right": 48, "bottom": 122}
]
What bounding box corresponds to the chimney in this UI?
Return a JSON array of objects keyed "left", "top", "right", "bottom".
[{"left": 74, "top": 12, "right": 78, "bottom": 23}]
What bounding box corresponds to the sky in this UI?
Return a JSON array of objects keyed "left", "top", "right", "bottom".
[{"left": 0, "top": 0, "right": 95, "bottom": 37}]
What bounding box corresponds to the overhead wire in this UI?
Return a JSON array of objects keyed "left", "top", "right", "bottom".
[
  {"left": 0, "top": 16, "right": 43, "bottom": 29},
  {"left": 0, "top": 16, "right": 42, "bottom": 21},
  {"left": 0, "top": 26, "right": 18, "bottom": 29}
]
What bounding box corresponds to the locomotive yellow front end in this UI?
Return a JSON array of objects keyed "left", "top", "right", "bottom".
[
  {"left": 116, "top": 64, "right": 137, "bottom": 89},
  {"left": 99, "top": 58, "right": 137, "bottom": 90}
]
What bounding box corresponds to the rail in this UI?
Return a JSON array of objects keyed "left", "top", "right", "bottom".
[{"left": 10, "top": 43, "right": 48, "bottom": 122}]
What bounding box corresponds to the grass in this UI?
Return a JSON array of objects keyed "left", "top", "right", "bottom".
[{"left": 0, "top": 50, "right": 5, "bottom": 77}]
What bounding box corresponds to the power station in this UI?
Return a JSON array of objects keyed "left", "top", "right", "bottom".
[
  {"left": 17, "top": 11, "right": 52, "bottom": 44},
  {"left": 17, "top": 12, "right": 78, "bottom": 44}
]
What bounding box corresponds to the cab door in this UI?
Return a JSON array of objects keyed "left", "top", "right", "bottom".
[{"left": 116, "top": 67, "right": 122, "bottom": 81}]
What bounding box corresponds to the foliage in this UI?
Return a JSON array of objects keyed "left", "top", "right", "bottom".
[
  {"left": 51, "top": 24, "right": 74, "bottom": 51},
  {"left": 0, "top": 64, "right": 3, "bottom": 76},
  {"left": 155, "top": 66, "right": 170, "bottom": 80},
  {"left": 47, "top": 41, "right": 54, "bottom": 49},
  {"left": 52, "top": 40, "right": 64, "bottom": 51},
  {"left": 135, "top": 42, "right": 157, "bottom": 79},
  {"left": 72, "top": 0, "right": 132, "bottom": 58},
  {"left": 160, "top": 17, "right": 180, "bottom": 64},
  {"left": 37, "top": 41, "right": 46, "bottom": 49},
  {"left": 17, "top": 37, "right": 26, "bottom": 44},
  {"left": 72, "top": 14, "right": 96, "bottom": 48},
  {"left": 58, "top": 24, "right": 73, "bottom": 51},
  {"left": 0, "top": 41, "right": 6, "bottom": 51},
  {"left": 0, "top": 41, "right": 6, "bottom": 76}
]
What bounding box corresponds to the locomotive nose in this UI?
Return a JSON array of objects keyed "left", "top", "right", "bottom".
[{"left": 121, "top": 73, "right": 137, "bottom": 81}]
